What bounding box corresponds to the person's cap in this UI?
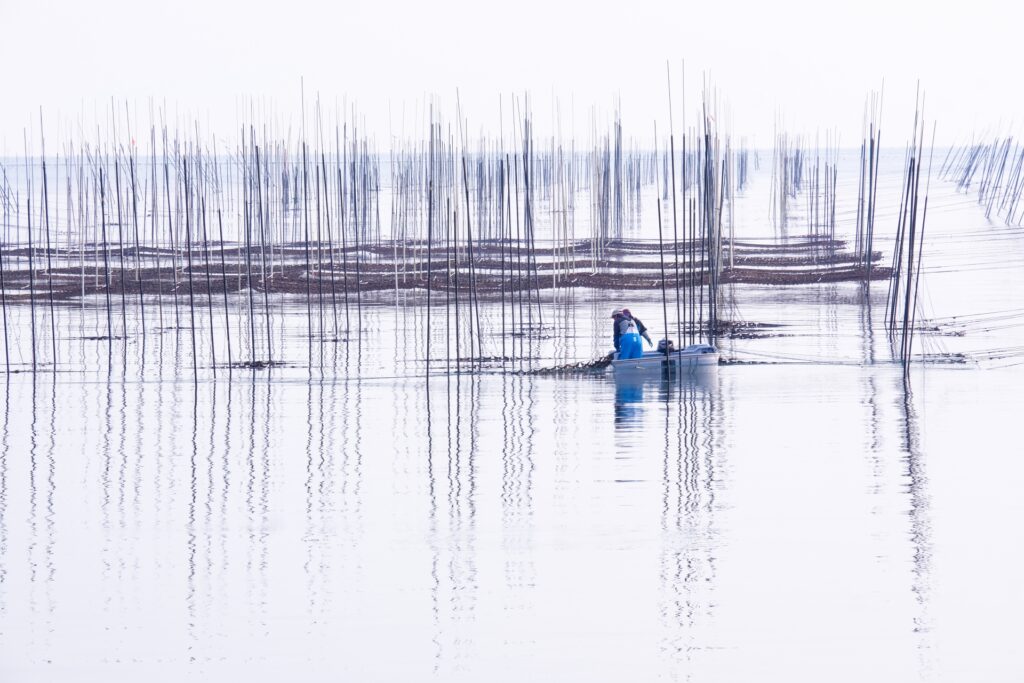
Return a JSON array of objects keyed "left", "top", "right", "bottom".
[
  {"left": 622, "top": 308, "right": 632, "bottom": 317},
  {"left": 610, "top": 308, "right": 623, "bottom": 318}
]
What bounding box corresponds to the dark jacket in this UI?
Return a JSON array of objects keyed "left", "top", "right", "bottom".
[{"left": 612, "top": 315, "right": 648, "bottom": 351}]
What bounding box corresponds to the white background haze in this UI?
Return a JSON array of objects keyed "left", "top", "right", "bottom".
[{"left": 0, "top": 0, "right": 1019, "bottom": 150}]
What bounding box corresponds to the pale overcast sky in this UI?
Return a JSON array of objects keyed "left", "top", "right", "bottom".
[{"left": 1, "top": 0, "right": 1018, "bottom": 152}]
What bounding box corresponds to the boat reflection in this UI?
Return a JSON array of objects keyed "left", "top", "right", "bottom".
[{"left": 611, "top": 367, "right": 718, "bottom": 429}]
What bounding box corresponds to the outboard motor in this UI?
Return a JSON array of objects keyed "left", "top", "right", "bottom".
[{"left": 656, "top": 338, "right": 675, "bottom": 353}]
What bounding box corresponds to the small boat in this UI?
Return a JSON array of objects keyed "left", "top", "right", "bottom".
[{"left": 610, "top": 343, "right": 719, "bottom": 373}]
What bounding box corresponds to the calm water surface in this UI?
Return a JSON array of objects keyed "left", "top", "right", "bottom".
[
  {"left": 0, "top": 362, "right": 1021, "bottom": 681},
  {"left": 1, "top": 165, "right": 1023, "bottom": 681}
]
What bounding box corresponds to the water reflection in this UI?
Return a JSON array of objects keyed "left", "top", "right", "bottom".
[
  {"left": 443, "top": 374, "right": 480, "bottom": 674},
  {"left": 656, "top": 368, "right": 723, "bottom": 677},
  {"left": 100, "top": 377, "right": 114, "bottom": 639},
  {"left": 28, "top": 377, "right": 58, "bottom": 657},
  {"left": 186, "top": 383, "right": 199, "bottom": 658},
  {"left": 613, "top": 375, "right": 647, "bottom": 428},
  {"left": 860, "top": 363, "right": 935, "bottom": 678},
  {"left": 899, "top": 375, "right": 933, "bottom": 671},
  {"left": 0, "top": 380, "right": 8, "bottom": 617},
  {"left": 0, "top": 362, "right": 1009, "bottom": 681},
  {"left": 500, "top": 373, "right": 537, "bottom": 664},
  {"left": 613, "top": 369, "right": 719, "bottom": 432}
]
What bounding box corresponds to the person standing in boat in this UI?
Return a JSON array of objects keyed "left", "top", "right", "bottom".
[
  {"left": 611, "top": 308, "right": 653, "bottom": 359},
  {"left": 623, "top": 309, "right": 655, "bottom": 350}
]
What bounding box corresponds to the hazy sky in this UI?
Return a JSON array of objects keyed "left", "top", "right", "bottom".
[{"left": 1, "top": 0, "right": 1018, "bottom": 152}]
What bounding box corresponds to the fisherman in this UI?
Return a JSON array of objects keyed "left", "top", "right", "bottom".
[
  {"left": 622, "top": 309, "right": 654, "bottom": 348},
  {"left": 611, "top": 308, "right": 653, "bottom": 359}
]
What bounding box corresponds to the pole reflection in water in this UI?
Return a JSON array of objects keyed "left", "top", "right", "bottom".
[
  {"left": 0, "top": 351, "right": 1018, "bottom": 681},
  {"left": 99, "top": 377, "right": 113, "bottom": 643},
  {"left": 499, "top": 372, "right": 537, "bottom": 664},
  {"left": 114, "top": 376, "right": 129, "bottom": 631},
  {"left": 434, "top": 373, "right": 480, "bottom": 676},
  {"left": 302, "top": 378, "right": 319, "bottom": 632},
  {"left": 0, "top": 380, "right": 8, "bottom": 618},
  {"left": 899, "top": 374, "right": 933, "bottom": 675},
  {"left": 655, "top": 369, "right": 722, "bottom": 677},
  {"left": 27, "top": 376, "right": 58, "bottom": 659},
  {"left": 346, "top": 373, "right": 366, "bottom": 648}
]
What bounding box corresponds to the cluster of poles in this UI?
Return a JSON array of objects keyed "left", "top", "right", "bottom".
[
  {"left": 0, "top": 79, "right": 942, "bottom": 377},
  {"left": 806, "top": 134, "right": 840, "bottom": 245},
  {"left": 885, "top": 91, "right": 936, "bottom": 375},
  {"left": 769, "top": 131, "right": 841, "bottom": 250},
  {"left": 769, "top": 128, "right": 804, "bottom": 230},
  {"left": 940, "top": 132, "right": 1024, "bottom": 225},
  {"left": 855, "top": 91, "right": 884, "bottom": 273},
  {"left": 0, "top": 85, "right": 741, "bottom": 376}
]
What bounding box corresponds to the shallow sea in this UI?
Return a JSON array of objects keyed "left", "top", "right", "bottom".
[{"left": 1, "top": 153, "right": 1023, "bottom": 681}]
